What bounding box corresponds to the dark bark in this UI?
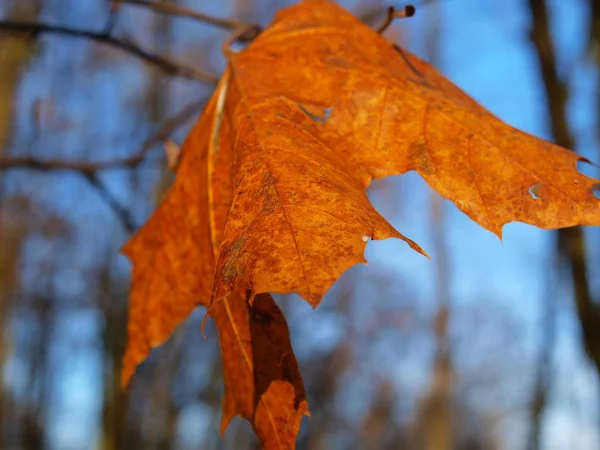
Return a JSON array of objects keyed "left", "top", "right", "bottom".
[{"left": 527, "top": 0, "right": 600, "bottom": 374}]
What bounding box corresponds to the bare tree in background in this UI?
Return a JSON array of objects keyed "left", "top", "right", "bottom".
[
  {"left": 0, "top": 1, "right": 598, "bottom": 449},
  {"left": 528, "top": 0, "right": 600, "bottom": 374},
  {"left": 527, "top": 0, "right": 600, "bottom": 446},
  {"left": 414, "top": 3, "right": 455, "bottom": 448},
  {"left": 526, "top": 269, "right": 557, "bottom": 450}
]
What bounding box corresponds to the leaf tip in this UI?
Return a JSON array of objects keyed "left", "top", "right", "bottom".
[
  {"left": 164, "top": 138, "right": 182, "bottom": 172},
  {"left": 120, "top": 365, "right": 134, "bottom": 390},
  {"left": 119, "top": 239, "right": 133, "bottom": 258},
  {"left": 302, "top": 403, "right": 311, "bottom": 418},
  {"left": 200, "top": 310, "right": 210, "bottom": 339},
  {"left": 120, "top": 344, "right": 148, "bottom": 391},
  {"left": 492, "top": 225, "right": 504, "bottom": 241},
  {"left": 405, "top": 237, "right": 429, "bottom": 259},
  {"left": 247, "top": 290, "right": 257, "bottom": 306}
]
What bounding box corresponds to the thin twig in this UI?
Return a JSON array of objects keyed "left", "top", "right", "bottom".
[
  {"left": 103, "top": 0, "right": 122, "bottom": 35},
  {"left": 0, "top": 20, "right": 218, "bottom": 84},
  {"left": 589, "top": 0, "right": 600, "bottom": 60},
  {"left": 0, "top": 97, "right": 206, "bottom": 232},
  {"left": 0, "top": 156, "right": 115, "bottom": 173},
  {"left": 84, "top": 172, "right": 138, "bottom": 233},
  {"left": 0, "top": 97, "right": 206, "bottom": 172},
  {"left": 117, "top": 0, "right": 252, "bottom": 32}
]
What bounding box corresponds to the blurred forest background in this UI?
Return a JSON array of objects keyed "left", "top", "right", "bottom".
[{"left": 1, "top": 0, "right": 600, "bottom": 449}]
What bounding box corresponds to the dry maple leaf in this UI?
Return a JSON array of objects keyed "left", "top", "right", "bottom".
[
  {"left": 209, "top": 72, "right": 309, "bottom": 448},
  {"left": 212, "top": 291, "right": 308, "bottom": 449},
  {"left": 122, "top": 91, "right": 216, "bottom": 385},
  {"left": 207, "top": 72, "right": 426, "bottom": 310},
  {"left": 123, "top": 73, "right": 308, "bottom": 448},
  {"left": 206, "top": 0, "right": 600, "bottom": 309},
  {"left": 122, "top": 0, "right": 600, "bottom": 447}
]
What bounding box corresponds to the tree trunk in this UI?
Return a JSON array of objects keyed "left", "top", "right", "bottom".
[
  {"left": 416, "top": 5, "right": 455, "bottom": 449},
  {"left": 528, "top": 0, "right": 600, "bottom": 376},
  {"left": 0, "top": 2, "right": 42, "bottom": 448}
]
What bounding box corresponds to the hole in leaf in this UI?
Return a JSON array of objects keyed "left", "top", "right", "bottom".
[
  {"left": 593, "top": 184, "right": 600, "bottom": 200},
  {"left": 229, "top": 41, "right": 248, "bottom": 53},
  {"left": 529, "top": 183, "right": 542, "bottom": 200},
  {"left": 577, "top": 159, "right": 600, "bottom": 178},
  {"left": 297, "top": 104, "right": 333, "bottom": 123},
  {"left": 226, "top": 26, "right": 262, "bottom": 53}
]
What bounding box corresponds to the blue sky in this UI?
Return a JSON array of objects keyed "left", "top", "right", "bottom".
[{"left": 3, "top": 0, "right": 600, "bottom": 448}]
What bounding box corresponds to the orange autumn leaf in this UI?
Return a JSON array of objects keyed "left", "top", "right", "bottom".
[
  {"left": 121, "top": 89, "right": 217, "bottom": 384},
  {"left": 121, "top": 0, "right": 600, "bottom": 447},
  {"left": 207, "top": 71, "right": 426, "bottom": 309},
  {"left": 122, "top": 73, "right": 308, "bottom": 448},
  {"left": 207, "top": 0, "right": 600, "bottom": 308},
  {"left": 212, "top": 291, "right": 308, "bottom": 448}
]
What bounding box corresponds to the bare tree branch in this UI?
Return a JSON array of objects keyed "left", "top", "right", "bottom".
[
  {"left": 116, "top": 0, "right": 255, "bottom": 33},
  {"left": 0, "top": 20, "right": 218, "bottom": 84},
  {"left": 588, "top": 0, "right": 600, "bottom": 61},
  {"left": 84, "top": 172, "right": 138, "bottom": 233},
  {"left": 0, "top": 156, "right": 126, "bottom": 173},
  {"left": 0, "top": 97, "right": 206, "bottom": 233},
  {"left": 0, "top": 97, "right": 205, "bottom": 172},
  {"left": 104, "top": 1, "right": 122, "bottom": 35}
]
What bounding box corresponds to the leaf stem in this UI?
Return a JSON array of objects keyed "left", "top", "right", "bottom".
[{"left": 376, "top": 5, "right": 416, "bottom": 34}]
